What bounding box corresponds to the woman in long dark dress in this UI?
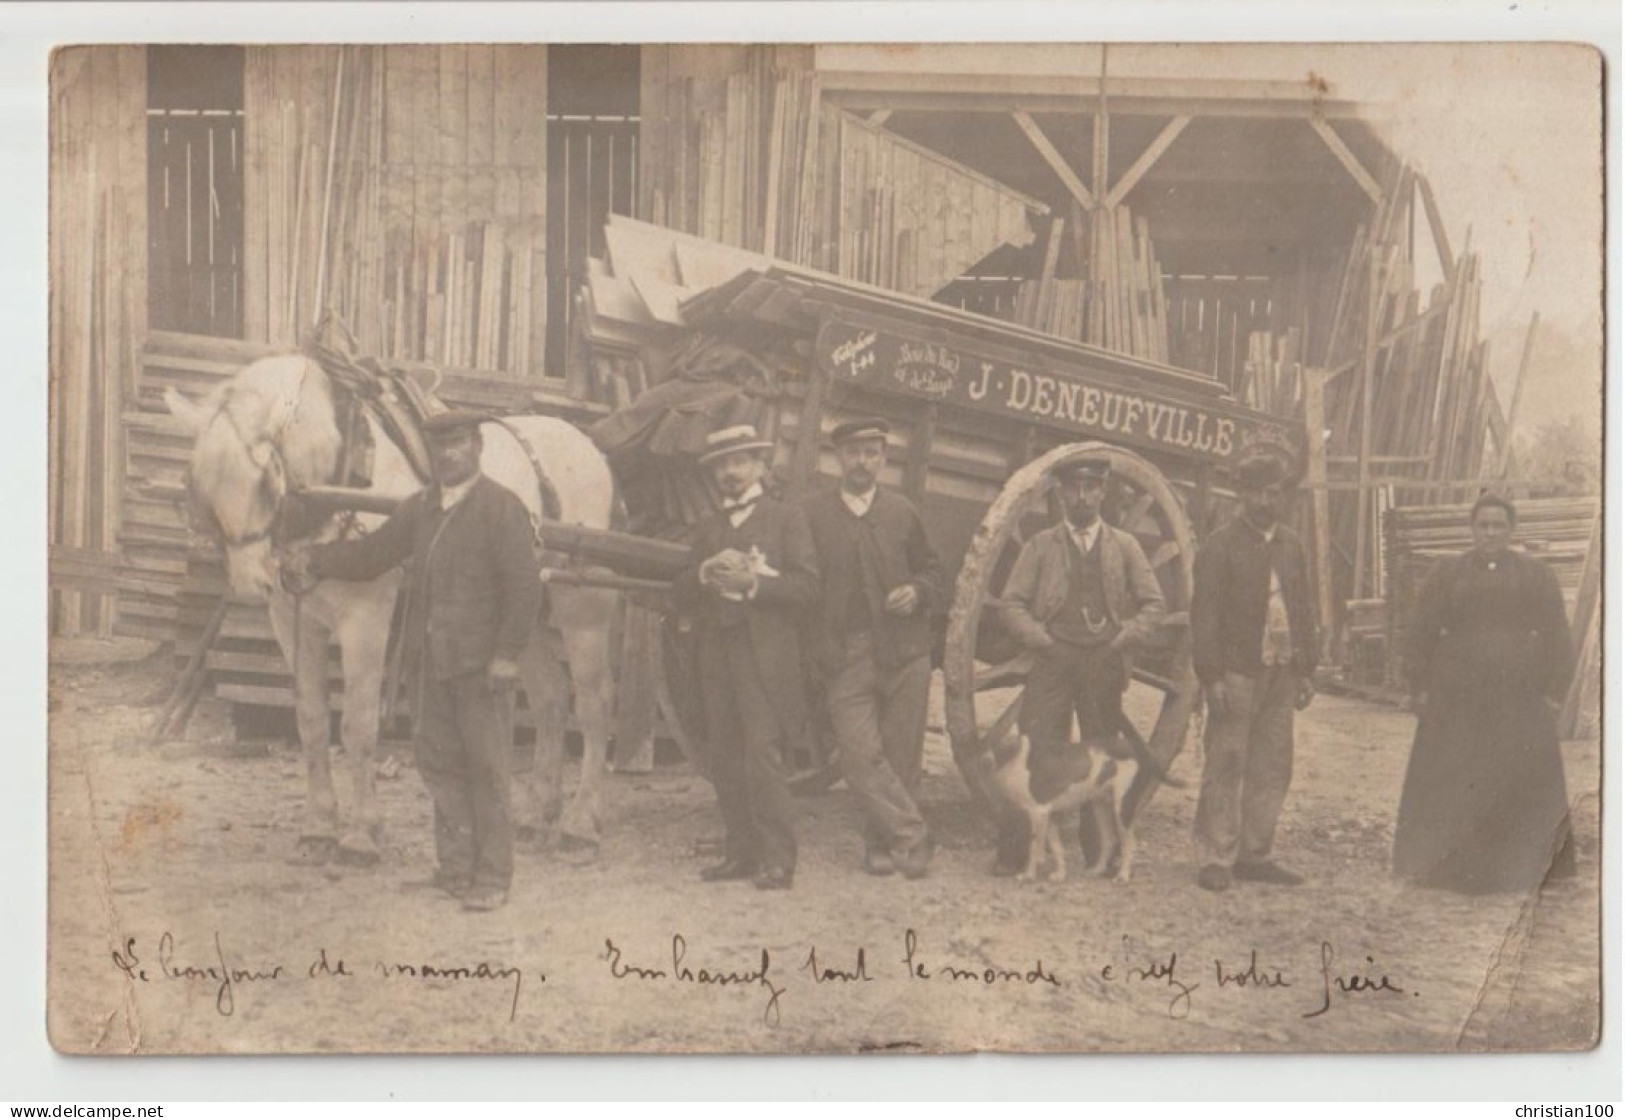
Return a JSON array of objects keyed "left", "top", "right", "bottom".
[{"left": 1392, "top": 494, "right": 1577, "bottom": 894}]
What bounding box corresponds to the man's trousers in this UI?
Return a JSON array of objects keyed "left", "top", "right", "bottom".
[
  {"left": 826, "top": 629, "right": 930, "bottom": 858},
  {"left": 996, "top": 640, "right": 1127, "bottom": 867},
  {"left": 1193, "top": 666, "right": 1296, "bottom": 870},
  {"left": 697, "top": 632, "right": 797, "bottom": 875},
  {"left": 416, "top": 667, "right": 517, "bottom": 890}
]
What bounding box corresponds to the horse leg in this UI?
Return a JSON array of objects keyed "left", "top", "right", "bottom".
[
  {"left": 333, "top": 595, "right": 393, "bottom": 865},
  {"left": 268, "top": 594, "right": 339, "bottom": 864},
  {"left": 552, "top": 586, "right": 617, "bottom": 849},
  {"left": 514, "top": 626, "right": 570, "bottom": 846}
]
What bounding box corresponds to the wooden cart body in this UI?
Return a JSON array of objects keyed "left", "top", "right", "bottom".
[{"left": 592, "top": 262, "right": 1306, "bottom": 800}]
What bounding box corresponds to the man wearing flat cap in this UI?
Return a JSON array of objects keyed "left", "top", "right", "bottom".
[
  {"left": 1189, "top": 444, "right": 1318, "bottom": 892},
  {"left": 280, "top": 409, "right": 541, "bottom": 912},
  {"left": 675, "top": 424, "right": 819, "bottom": 890},
  {"left": 802, "top": 418, "right": 942, "bottom": 879},
  {"left": 995, "top": 455, "right": 1166, "bottom": 876}
]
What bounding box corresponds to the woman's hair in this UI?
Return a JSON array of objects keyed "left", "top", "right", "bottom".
[{"left": 1470, "top": 492, "right": 1518, "bottom": 528}]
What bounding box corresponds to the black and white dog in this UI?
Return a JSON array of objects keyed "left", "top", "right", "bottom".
[{"left": 983, "top": 719, "right": 1184, "bottom": 883}]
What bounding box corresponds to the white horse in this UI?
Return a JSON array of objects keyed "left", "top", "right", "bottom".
[{"left": 166, "top": 353, "right": 619, "bottom": 864}]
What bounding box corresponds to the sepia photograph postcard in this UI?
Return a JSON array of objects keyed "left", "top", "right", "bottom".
[{"left": 43, "top": 33, "right": 1605, "bottom": 1061}]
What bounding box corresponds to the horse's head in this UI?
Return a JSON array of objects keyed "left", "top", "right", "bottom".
[{"left": 166, "top": 355, "right": 341, "bottom": 602}]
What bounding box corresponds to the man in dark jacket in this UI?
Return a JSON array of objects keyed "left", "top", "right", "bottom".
[
  {"left": 995, "top": 457, "right": 1166, "bottom": 875},
  {"left": 282, "top": 410, "right": 541, "bottom": 912},
  {"left": 1189, "top": 445, "right": 1318, "bottom": 892},
  {"left": 802, "top": 419, "right": 941, "bottom": 879},
  {"left": 675, "top": 424, "right": 820, "bottom": 890}
]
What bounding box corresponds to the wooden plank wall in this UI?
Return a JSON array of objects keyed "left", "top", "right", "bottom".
[
  {"left": 638, "top": 46, "right": 1040, "bottom": 299},
  {"left": 241, "top": 46, "right": 548, "bottom": 379},
  {"left": 49, "top": 46, "right": 147, "bottom": 637}
]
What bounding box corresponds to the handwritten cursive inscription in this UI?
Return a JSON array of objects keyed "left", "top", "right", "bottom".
[
  {"left": 376, "top": 957, "right": 530, "bottom": 1023},
  {"left": 803, "top": 945, "right": 872, "bottom": 984},
  {"left": 902, "top": 929, "right": 1060, "bottom": 988},
  {"left": 1303, "top": 941, "right": 1414, "bottom": 1019},
  {"left": 148, "top": 931, "right": 285, "bottom": 1017},
  {"left": 604, "top": 935, "right": 788, "bottom": 1026}
]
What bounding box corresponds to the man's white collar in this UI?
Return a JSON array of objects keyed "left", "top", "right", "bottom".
[
  {"left": 841, "top": 487, "right": 877, "bottom": 517},
  {"left": 440, "top": 476, "right": 477, "bottom": 510}
]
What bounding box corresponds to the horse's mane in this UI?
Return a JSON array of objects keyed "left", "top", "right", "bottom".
[{"left": 192, "top": 355, "right": 343, "bottom": 502}]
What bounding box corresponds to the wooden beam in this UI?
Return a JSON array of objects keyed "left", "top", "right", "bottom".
[
  {"left": 1352, "top": 254, "right": 1379, "bottom": 600},
  {"left": 1010, "top": 109, "right": 1094, "bottom": 210},
  {"left": 1103, "top": 114, "right": 1192, "bottom": 209},
  {"left": 1301, "top": 367, "right": 1335, "bottom": 661},
  {"left": 818, "top": 72, "right": 1369, "bottom": 119},
  {"left": 1496, "top": 312, "right": 1540, "bottom": 477},
  {"left": 1417, "top": 174, "right": 1456, "bottom": 281},
  {"left": 866, "top": 108, "right": 892, "bottom": 127},
  {"left": 1309, "top": 117, "right": 1383, "bottom": 206}
]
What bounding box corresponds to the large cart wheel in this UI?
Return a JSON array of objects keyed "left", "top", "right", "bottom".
[{"left": 942, "top": 442, "right": 1200, "bottom": 821}]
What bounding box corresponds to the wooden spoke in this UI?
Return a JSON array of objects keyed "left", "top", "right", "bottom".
[
  {"left": 972, "top": 652, "right": 1033, "bottom": 692},
  {"left": 1149, "top": 538, "right": 1182, "bottom": 569},
  {"left": 1122, "top": 490, "right": 1157, "bottom": 534}
]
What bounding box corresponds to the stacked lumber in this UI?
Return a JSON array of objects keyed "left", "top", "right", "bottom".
[
  {"left": 642, "top": 57, "right": 1043, "bottom": 298},
  {"left": 1382, "top": 496, "right": 1598, "bottom": 688},
  {"left": 1007, "top": 203, "right": 1171, "bottom": 363},
  {"left": 243, "top": 46, "right": 549, "bottom": 380},
  {"left": 1224, "top": 166, "right": 1507, "bottom": 616},
  {"left": 49, "top": 46, "right": 147, "bottom": 638}
]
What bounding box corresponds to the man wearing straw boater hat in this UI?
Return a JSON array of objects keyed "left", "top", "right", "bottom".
[
  {"left": 995, "top": 455, "right": 1166, "bottom": 877},
  {"left": 281, "top": 409, "right": 540, "bottom": 913},
  {"left": 1189, "top": 442, "right": 1318, "bottom": 893},
  {"left": 675, "top": 423, "right": 819, "bottom": 890},
  {"left": 801, "top": 418, "right": 942, "bottom": 879}
]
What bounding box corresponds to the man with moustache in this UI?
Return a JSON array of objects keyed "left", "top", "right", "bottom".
[
  {"left": 802, "top": 418, "right": 942, "bottom": 879},
  {"left": 675, "top": 424, "right": 819, "bottom": 891},
  {"left": 280, "top": 410, "right": 540, "bottom": 913},
  {"left": 995, "top": 457, "right": 1166, "bottom": 877},
  {"left": 1190, "top": 445, "right": 1318, "bottom": 892}
]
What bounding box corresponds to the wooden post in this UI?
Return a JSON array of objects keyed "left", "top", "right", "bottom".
[
  {"left": 1352, "top": 253, "right": 1379, "bottom": 601},
  {"left": 1559, "top": 509, "right": 1601, "bottom": 737},
  {"left": 1496, "top": 311, "right": 1540, "bottom": 478},
  {"left": 1302, "top": 367, "right": 1336, "bottom": 661}
]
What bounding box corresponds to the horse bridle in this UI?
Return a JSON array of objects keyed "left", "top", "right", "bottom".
[{"left": 190, "top": 365, "right": 310, "bottom": 550}]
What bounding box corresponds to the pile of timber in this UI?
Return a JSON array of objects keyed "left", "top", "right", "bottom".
[
  {"left": 247, "top": 46, "right": 546, "bottom": 379},
  {"left": 1230, "top": 165, "right": 1512, "bottom": 618},
  {"left": 1382, "top": 496, "right": 1598, "bottom": 690},
  {"left": 114, "top": 331, "right": 610, "bottom": 723},
  {"left": 642, "top": 59, "right": 1043, "bottom": 298},
  {"left": 49, "top": 48, "right": 145, "bottom": 637},
  {"left": 1007, "top": 201, "right": 1171, "bottom": 364}
]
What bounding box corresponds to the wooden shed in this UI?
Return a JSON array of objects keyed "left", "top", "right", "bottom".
[{"left": 49, "top": 44, "right": 1520, "bottom": 683}]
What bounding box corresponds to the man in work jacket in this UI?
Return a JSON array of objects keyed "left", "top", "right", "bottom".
[
  {"left": 674, "top": 424, "right": 820, "bottom": 891},
  {"left": 995, "top": 457, "right": 1166, "bottom": 876},
  {"left": 1190, "top": 445, "right": 1318, "bottom": 892},
  {"left": 802, "top": 418, "right": 942, "bottom": 879},
  {"left": 283, "top": 409, "right": 541, "bottom": 913}
]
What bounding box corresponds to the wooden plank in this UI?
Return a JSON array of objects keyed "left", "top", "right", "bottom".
[
  {"left": 466, "top": 44, "right": 495, "bottom": 224},
  {"left": 438, "top": 43, "right": 468, "bottom": 244},
  {"left": 1417, "top": 173, "right": 1455, "bottom": 282},
  {"left": 1010, "top": 109, "right": 1093, "bottom": 211},
  {"left": 1495, "top": 312, "right": 1539, "bottom": 477},
  {"left": 1103, "top": 114, "right": 1191, "bottom": 210}
]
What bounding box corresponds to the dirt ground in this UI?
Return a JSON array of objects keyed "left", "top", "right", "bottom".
[{"left": 47, "top": 636, "right": 1600, "bottom": 1055}]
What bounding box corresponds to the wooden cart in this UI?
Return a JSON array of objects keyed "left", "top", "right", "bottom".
[{"left": 563, "top": 260, "right": 1307, "bottom": 813}]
